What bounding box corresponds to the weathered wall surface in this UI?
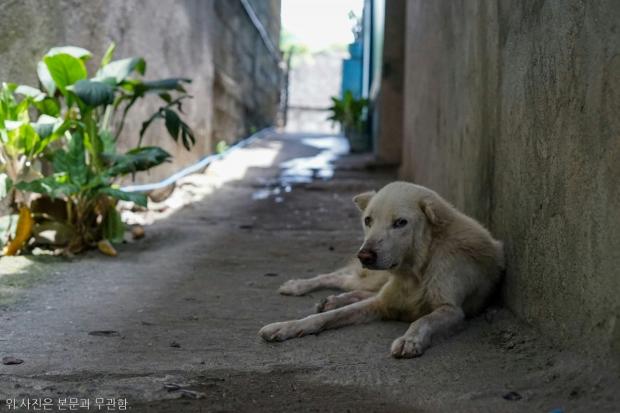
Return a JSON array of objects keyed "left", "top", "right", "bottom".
[
  {"left": 211, "top": 0, "right": 281, "bottom": 147},
  {"left": 0, "top": 0, "right": 281, "bottom": 180},
  {"left": 286, "top": 51, "right": 344, "bottom": 133},
  {"left": 374, "top": 0, "right": 405, "bottom": 164},
  {"left": 400, "top": 0, "right": 620, "bottom": 356}
]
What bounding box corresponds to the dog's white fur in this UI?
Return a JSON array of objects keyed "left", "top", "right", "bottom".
[{"left": 259, "top": 182, "right": 504, "bottom": 358}]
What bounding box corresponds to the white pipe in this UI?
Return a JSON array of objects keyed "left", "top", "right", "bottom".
[{"left": 121, "top": 127, "right": 274, "bottom": 193}]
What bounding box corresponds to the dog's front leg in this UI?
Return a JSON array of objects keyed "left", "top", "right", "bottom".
[
  {"left": 259, "top": 297, "right": 380, "bottom": 342},
  {"left": 278, "top": 267, "right": 360, "bottom": 296},
  {"left": 316, "top": 290, "right": 376, "bottom": 312},
  {"left": 390, "top": 305, "right": 464, "bottom": 358}
]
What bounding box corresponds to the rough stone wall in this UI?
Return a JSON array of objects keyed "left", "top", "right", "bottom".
[
  {"left": 399, "top": 0, "right": 620, "bottom": 356},
  {"left": 0, "top": 0, "right": 281, "bottom": 180},
  {"left": 211, "top": 0, "right": 281, "bottom": 147}
]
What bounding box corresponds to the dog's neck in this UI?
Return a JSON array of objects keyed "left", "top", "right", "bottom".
[{"left": 389, "top": 255, "right": 424, "bottom": 283}]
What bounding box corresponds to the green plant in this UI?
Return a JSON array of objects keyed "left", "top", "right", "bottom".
[
  {"left": 215, "top": 140, "right": 229, "bottom": 154},
  {"left": 327, "top": 90, "right": 368, "bottom": 133},
  {"left": 0, "top": 82, "right": 70, "bottom": 202},
  {"left": 0, "top": 44, "right": 196, "bottom": 254}
]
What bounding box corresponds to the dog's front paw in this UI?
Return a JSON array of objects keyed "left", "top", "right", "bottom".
[
  {"left": 315, "top": 294, "right": 340, "bottom": 312},
  {"left": 390, "top": 334, "right": 428, "bottom": 358},
  {"left": 258, "top": 321, "right": 303, "bottom": 342},
  {"left": 278, "top": 279, "right": 312, "bottom": 296}
]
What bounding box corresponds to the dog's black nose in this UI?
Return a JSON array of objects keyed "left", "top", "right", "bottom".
[{"left": 357, "top": 249, "right": 377, "bottom": 267}]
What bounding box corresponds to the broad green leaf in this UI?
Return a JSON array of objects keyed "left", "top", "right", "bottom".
[
  {"left": 102, "top": 207, "right": 124, "bottom": 244},
  {"left": 31, "top": 114, "right": 58, "bottom": 139},
  {"left": 100, "top": 42, "right": 116, "bottom": 67},
  {"left": 15, "top": 99, "right": 30, "bottom": 121},
  {"left": 97, "top": 77, "right": 119, "bottom": 87},
  {"left": 34, "top": 97, "right": 60, "bottom": 116},
  {"left": 43, "top": 53, "right": 88, "bottom": 95},
  {"left": 52, "top": 132, "right": 88, "bottom": 186},
  {"left": 37, "top": 61, "right": 56, "bottom": 95},
  {"left": 15, "top": 85, "right": 46, "bottom": 102},
  {"left": 5, "top": 122, "right": 40, "bottom": 156},
  {"left": 171, "top": 110, "right": 196, "bottom": 151},
  {"left": 0, "top": 84, "right": 16, "bottom": 126},
  {"left": 105, "top": 146, "right": 171, "bottom": 176},
  {"left": 0, "top": 173, "right": 12, "bottom": 200},
  {"left": 34, "top": 116, "right": 68, "bottom": 155},
  {"left": 46, "top": 46, "right": 92, "bottom": 60},
  {"left": 0, "top": 89, "right": 32, "bottom": 124},
  {"left": 159, "top": 92, "right": 172, "bottom": 103},
  {"left": 164, "top": 109, "right": 180, "bottom": 141},
  {"left": 179, "top": 121, "right": 195, "bottom": 150},
  {"left": 139, "top": 104, "right": 195, "bottom": 150},
  {"left": 1, "top": 82, "right": 17, "bottom": 92},
  {"left": 95, "top": 57, "right": 146, "bottom": 83},
  {"left": 69, "top": 79, "right": 114, "bottom": 108},
  {"left": 99, "top": 187, "right": 147, "bottom": 207},
  {"left": 3, "top": 120, "right": 23, "bottom": 131},
  {"left": 16, "top": 175, "right": 80, "bottom": 198},
  {"left": 0, "top": 82, "right": 17, "bottom": 103}
]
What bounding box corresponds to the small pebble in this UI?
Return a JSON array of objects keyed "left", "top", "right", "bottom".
[
  {"left": 502, "top": 391, "right": 522, "bottom": 401},
  {"left": 2, "top": 356, "right": 24, "bottom": 365},
  {"left": 131, "top": 225, "right": 145, "bottom": 239}
]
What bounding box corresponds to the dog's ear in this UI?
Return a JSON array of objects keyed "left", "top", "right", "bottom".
[
  {"left": 352, "top": 191, "right": 375, "bottom": 211},
  {"left": 419, "top": 198, "right": 441, "bottom": 226}
]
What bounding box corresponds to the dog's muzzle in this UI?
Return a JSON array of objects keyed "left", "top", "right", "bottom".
[{"left": 357, "top": 248, "right": 377, "bottom": 268}]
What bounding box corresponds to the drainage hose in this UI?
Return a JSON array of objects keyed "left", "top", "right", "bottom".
[{"left": 121, "top": 127, "right": 274, "bottom": 193}]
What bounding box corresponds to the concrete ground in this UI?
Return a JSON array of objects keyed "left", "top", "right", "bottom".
[{"left": 0, "top": 132, "right": 618, "bottom": 413}]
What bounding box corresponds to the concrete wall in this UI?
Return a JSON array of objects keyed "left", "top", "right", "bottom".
[
  {"left": 286, "top": 51, "right": 344, "bottom": 134},
  {"left": 374, "top": 0, "right": 405, "bottom": 164},
  {"left": 0, "top": 0, "right": 281, "bottom": 180},
  {"left": 399, "top": 0, "right": 620, "bottom": 356}
]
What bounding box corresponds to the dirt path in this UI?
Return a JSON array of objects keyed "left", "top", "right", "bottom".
[{"left": 0, "top": 132, "right": 618, "bottom": 412}]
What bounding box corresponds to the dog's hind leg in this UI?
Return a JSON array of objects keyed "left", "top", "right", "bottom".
[
  {"left": 278, "top": 262, "right": 364, "bottom": 296},
  {"left": 315, "top": 290, "right": 376, "bottom": 312},
  {"left": 259, "top": 297, "right": 381, "bottom": 342}
]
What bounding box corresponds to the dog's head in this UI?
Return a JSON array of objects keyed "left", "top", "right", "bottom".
[{"left": 353, "top": 182, "right": 444, "bottom": 271}]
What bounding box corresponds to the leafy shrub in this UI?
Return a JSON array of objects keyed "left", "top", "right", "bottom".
[
  {"left": 0, "top": 44, "right": 196, "bottom": 254},
  {"left": 327, "top": 90, "right": 368, "bottom": 133}
]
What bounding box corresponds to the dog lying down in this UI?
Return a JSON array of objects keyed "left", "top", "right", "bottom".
[{"left": 259, "top": 182, "right": 504, "bottom": 358}]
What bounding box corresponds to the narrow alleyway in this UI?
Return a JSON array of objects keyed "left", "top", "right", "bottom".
[{"left": 0, "top": 132, "right": 618, "bottom": 412}]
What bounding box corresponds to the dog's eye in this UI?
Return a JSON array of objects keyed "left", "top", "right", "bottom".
[
  {"left": 393, "top": 218, "right": 408, "bottom": 229},
  {"left": 364, "top": 216, "right": 372, "bottom": 227}
]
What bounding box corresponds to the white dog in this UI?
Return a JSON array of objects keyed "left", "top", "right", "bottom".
[{"left": 259, "top": 182, "right": 504, "bottom": 358}]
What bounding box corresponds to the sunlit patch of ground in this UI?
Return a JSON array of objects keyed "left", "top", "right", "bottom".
[{"left": 0, "top": 256, "right": 64, "bottom": 305}]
